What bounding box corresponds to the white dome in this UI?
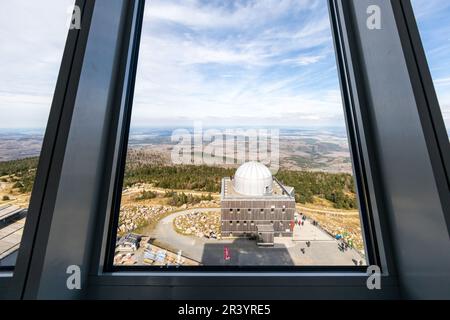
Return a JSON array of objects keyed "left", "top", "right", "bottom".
[{"left": 233, "top": 162, "right": 273, "bottom": 196}]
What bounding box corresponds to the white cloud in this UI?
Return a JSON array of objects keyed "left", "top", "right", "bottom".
[
  {"left": 412, "top": 0, "right": 450, "bottom": 132},
  {"left": 411, "top": 0, "right": 450, "bottom": 19},
  {"left": 281, "top": 55, "right": 325, "bottom": 66},
  {"left": 435, "top": 77, "right": 450, "bottom": 86},
  {"left": 0, "top": 0, "right": 72, "bottom": 128},
  {"left": 0, "top": 0, "right": 345, "bottom": 129},
  {"left": 144, "top": 0, "right": 319, "bottom": 30}
]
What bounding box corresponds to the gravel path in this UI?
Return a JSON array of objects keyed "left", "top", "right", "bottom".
[{"left": 152, "top": 208, "right": 221, "bottom": 261}]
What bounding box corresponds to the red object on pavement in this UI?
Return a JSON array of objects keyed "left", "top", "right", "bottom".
[
  {"left": 224, "top": 246, "right": 231, "bottom": 261},
  {"left": 290, "top": 220, "right": 295, "bottom": 231}
]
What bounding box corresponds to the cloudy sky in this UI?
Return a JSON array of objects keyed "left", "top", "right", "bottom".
[
  {"left": 131, "top": 0, "right": 343, "bottom": 128},
  {"left": 412, "top": 0, "right": 450, "bottom": 133},
  {"left": 0, "top": 0, "right": 448, "bottom": 132},
  {"left": 0, "top": 0, "right": 73, "bottom": 129}
]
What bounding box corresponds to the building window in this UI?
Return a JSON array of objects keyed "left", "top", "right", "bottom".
[{"left": 0, "top": 0, "right": 73, "bottom": 269}]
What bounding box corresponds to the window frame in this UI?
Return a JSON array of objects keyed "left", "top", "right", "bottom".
[
  {"left": 0, "top": 0, "right": 79, "bottom": 273},
  {"left": 396, "top": 0, "right": 450, "bottom": 233},
  {"left": 0, "top": 0, "right": 93, "bottom": 299},
  {"left": 4, "top": 0, "right": 449, "bottom": 300},
  {"left": 102, "top": 0, "right": 382, "bottom": 274}
]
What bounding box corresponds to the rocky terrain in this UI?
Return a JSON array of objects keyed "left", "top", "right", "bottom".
[
  {"left": 118, "top": 204, "right": 176, "bottom": 235},
  {"left": 173, "top": 211, "right": 221, "bottom": 240},
  {"left": 0, "top": 176, "right": 32, "bottom": 208}
]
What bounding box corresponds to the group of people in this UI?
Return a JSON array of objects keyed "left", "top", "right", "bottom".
[
  {"left": 294, "top": 212, "right": 307, "bottom": 226},
  {"left": 338, "top": 239, "right": 354, "bottom": 252},
  {"left": 300, "top": 241, "right": 311, "bottom": 255},
  {"left": 352, "top": 259, "right": 365, "bottom": 266}
]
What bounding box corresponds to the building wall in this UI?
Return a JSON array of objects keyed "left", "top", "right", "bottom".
[{"left": 221, "top": 199, "right": 295, "bottom": 237}]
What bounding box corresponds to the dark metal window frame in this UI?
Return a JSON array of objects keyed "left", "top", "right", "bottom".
[
  {"left": 88, "top": 0, "right": 448, "bottom": 300},
  {"left": 0, "top": 0, "right": 94, "bottom": 299},
  {"left": 394, "top": 0, "right": 450, "bottom": 233},
  {"left": 0, "top": 0, "right": 86, "bottom": 272}
]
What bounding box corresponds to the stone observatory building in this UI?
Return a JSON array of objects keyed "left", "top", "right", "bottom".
[{"left": 220, "top": 161, "right": 296, "bottom": 246}]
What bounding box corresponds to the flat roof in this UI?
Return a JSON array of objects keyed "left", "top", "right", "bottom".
[{"left": 0, "top": 205, "right": 26, "bottom": 220}]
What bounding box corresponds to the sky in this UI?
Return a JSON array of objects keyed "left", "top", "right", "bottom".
[
  {"left": 0, "top": 0, "right": 73, "bottom": 130},
  {"left": 0, "top": 0, "right": 448, "bottom": 132},
  {"left": 412, "top": 0, "right": 450, "bottom": 134},
  {"left": 131, "top": 0, "right": 344, "bottom": 128}
]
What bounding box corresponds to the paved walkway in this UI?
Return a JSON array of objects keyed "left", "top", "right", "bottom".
[
  {"left": 146, "top": 208, "right": 366, "bottom": 266},
  {"left": 293, "top": 219, "right": 333, "bottom": 241}
]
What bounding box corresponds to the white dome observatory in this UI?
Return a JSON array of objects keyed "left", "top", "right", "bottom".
[{"left": 233, "top": 161, "right": 273, "bottom": 196}]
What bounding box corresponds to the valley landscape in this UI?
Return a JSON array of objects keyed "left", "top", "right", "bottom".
[{"left": 0, "top": 127, "right": 366, "bottom": 267}]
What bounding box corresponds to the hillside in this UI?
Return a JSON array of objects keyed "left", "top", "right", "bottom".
[
  {"left": 124, "top": 163, "right": 357, "bottom": 210},
  {"left": 0, "top": 157, "right": 38, "bottom": 193},
  {"left": 1, "top": 154, "right": 358, "bottom": 210}
]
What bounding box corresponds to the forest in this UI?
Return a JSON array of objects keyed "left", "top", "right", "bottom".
[
  {"left": 124, "top": 163, "right": 358, "bottom": 210},
  {"left": 124, "top": 164, "right": 235, "bottom": 193},
  {"left": 276, "top": 170, "right": 358, "bottom": 209}
]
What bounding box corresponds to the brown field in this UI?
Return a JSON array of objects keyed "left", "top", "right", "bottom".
[
  {"left": 2, "top": 176, "right": 364, "bottom": 252},
  {"left": 120, "top": 185, "right": 364, "bottom": 251},
  {"left": 0, "top": 176, "right": 31, "bottom": 209}
]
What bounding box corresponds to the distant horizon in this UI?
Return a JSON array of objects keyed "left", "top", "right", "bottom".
[
  {"left": 0, "top": 124, "right": 349, "bottom": 132},
  {"left": 0, "top": 0, "right": 448, "bottom": 133},
  {"left": 1, "top": 125, "right": 449, "bottom": 136}
]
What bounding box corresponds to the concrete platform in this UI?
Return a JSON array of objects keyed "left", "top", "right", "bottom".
[
  {"left": 292, "top": 219, "right": 333, "bottom": 241},
  {"left": 0, "top": 217, "right": 25, "bottom": 261},
  {"left": 134, "top": 208, "right": 366, "bottom": 267}
]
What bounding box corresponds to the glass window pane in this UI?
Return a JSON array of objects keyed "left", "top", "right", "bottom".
[
  {"left": 0, "top": 0, "right": 73, "bottom": 268},
  {"left": 113, "top": 0, "right": 368, "bottom": 268},
  {"left": 412, "top": 0, "right": 450, "bottom": 139}
]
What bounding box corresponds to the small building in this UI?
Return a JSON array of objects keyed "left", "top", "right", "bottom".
[
  {"left": 220, "top": 161, "right": 296, "bottom": 246},
  {"left": 116, "top": 233, "right": 142, "bottom": 252}
]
